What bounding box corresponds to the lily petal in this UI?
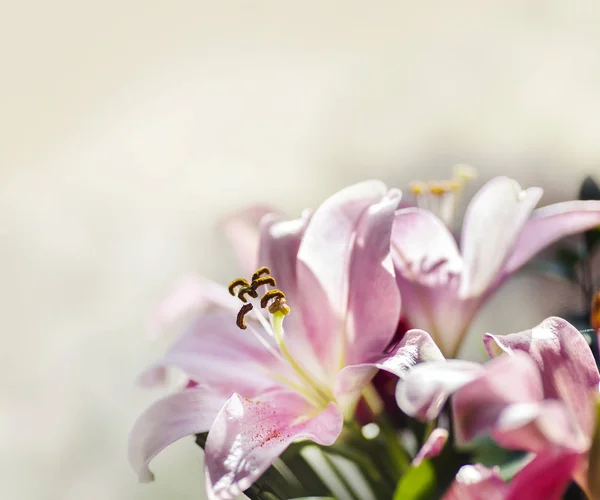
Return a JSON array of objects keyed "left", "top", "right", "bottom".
[
  {"left": 412, "top": 428, "right": 448, "bottom": 467},
  {"left": 258, "top": 211, "right": 327, "bottom": 381},
  {"left": 221, "top": 204, "right": 276, "bottom": 276},
  {"left": 506, "top": 451, "right": 581, "bottom": 500},
  {"left": 205, "top": 391, "right": 343, "bottom": 500},
  {"left": 391, "top": 207, "right": 463, "bottom": 285},
  {"left": 391, "top": 208, "right": 469, "bottom": 355},
  {"left": 149, "top": 277, "right": 239, "bottom": 336},
  {"left": 443, "top": 464, "right": 507, "bottom": 500},
  {"left": 459, "top": 177, "right": 543, "bottom": 299},
  {"left": 503, "top": 200, "right": 600, "bottom": 276},
  {"left": 128, "top": 388, "right": 224, "bottom": 482},
  {"left": 140, "top": 312, "right": 284, "bottom": 396},
  {"left": 484, "top": 317, "right": 600, "bottom": 437},
  {"left": 335, "top": 329, "right": 444, "bottom": 413},
  {"left": 452, "top": 352, "right": 545, "bottom": 447},
  {"left": 345, "top": 189, "right": 402, "bottom": 364},
  {"left": 296, "top": 181, "right": 394, "bottom": 374},
  {"left": 396, "top": 359, "right": 484, "bottom": 421}
]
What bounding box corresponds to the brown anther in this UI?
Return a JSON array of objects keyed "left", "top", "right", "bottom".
[
  {"left": 228, "top": 278, "right": 250, "bottom": 296},
  {"left": 237, "top": 286, "right": 259, "bottom": 303},
  {"left": 236, "top": 303, "right": 254, "bottom": 330},
  {"left": 260, "top": 289, "right": 286, "bottom": 308},
  {"left": 251, "top": 276, "right": 276, "bottom": 291},
  {"left": 251, "top": 267, "right": 271, "bottom": 282}
]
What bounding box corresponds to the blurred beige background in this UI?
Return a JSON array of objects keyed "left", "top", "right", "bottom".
[{"left": 1, "top": 1, "right": 599, "bottom": 499}]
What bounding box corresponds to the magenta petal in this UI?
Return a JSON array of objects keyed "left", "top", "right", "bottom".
[
  {"left": 296, "top": 181, "right": 395, "bottom": 374},
  {"left": 335, "top": 329, "right": 445, "bottom": 412},
  {"left": 128, "top": 388, "right": 224, "bottom": 482},
  {"left": 459, "top": 177, "right": 543, "bottom": 299},
  {"left": 140, "top": 312, "right": 284, "bottom": 396},
  {"left": 396, "top": 359, "right": 484, "bottom": 421},
  {"left": 503, "top": 200, "right": 600, "bottom": 276},
  {"left": 221, "top": 204, "right": 277, "bottom": 276},
  {"left": 149, "top": 277, "right": 239, "bottom": 335},
  {"left": 506, "top": 451, "right": 582, "bottom": 500},
  {"left": 484, "top": 317, "right": 600, "bottom": 437},
  {"left": 452, "top": 352, "right": 546, "bottom": 446},
  {"left": 205, "top": 391, "right": 343, "bottom": 500},
  {"left": 443, "top": 464, "right": 507, "bottom": 500},
  {"left": 412, "top": 428, "right": 448, "bottom": 466}
]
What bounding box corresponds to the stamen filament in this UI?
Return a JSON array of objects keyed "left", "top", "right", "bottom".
[{"left": 272, "top": 311, "right": 333, "bottom": 408}]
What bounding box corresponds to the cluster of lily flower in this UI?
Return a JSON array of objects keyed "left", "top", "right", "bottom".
[{"left": 129, "top": 170, "right": 600, "bottom": 500}]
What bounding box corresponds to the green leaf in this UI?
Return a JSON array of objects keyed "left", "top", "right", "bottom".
[
  {"left": 393, "top": 460, "right": 436, "bottom": 500},
  {"left": 471, "top": 436, "right": 527, "bottom": 481}
]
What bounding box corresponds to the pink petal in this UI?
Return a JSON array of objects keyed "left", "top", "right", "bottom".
[
  {"left": 334, "top": 329, "right": 445, "bottom": 413},
  {"left": 128, "top": 388, "right": 224, "bottom": 482},
  {"left": 412, "top": 428, "right": 448, "bottom": 466},
  {"left": 443, "top": 464, "right": 507, "bottom": 500},
  {"left": 451, "top": 355, "right": 584, "bottom": 454},
  {"left": 394, "top": 275, "right": 479, "bottom": 357},
  {"left": 396, "top": 359, "right": 485, "bottom": 421},
  {"left": 490, "top": 401, "right": 583, "bottom": 454},
  {"left": 484, "top": 317, "right": 600, "bottom": 438},
  {"left": 506, "top": 451, "right": 581, "bottom": 500},
  {"left": 148, "top": 277, "right": 239, "bottom": 336},
  {"left": 296, "top": 181, "right": 398, "bottom": 375},
  {"left": 503, "top": 200, "right": 600, "bottom": 276},
  {"left": 459, "top": 177, "right": 543, "bottom": 299},
  {"left": 140, "top": 312, "right": 284, "bottom": 397},
  {"left": 345, "top": 189, "right": 403, "bottom": 364},
  {"left": 257, "top": 211, "right": 327, "bottom": 382},
  {"left": 221, "top": 204, "right": 277, "bottom": 276},
  {"left": 204, "top": 391, "right": 343, "bottom": 499},
  {"left": 391, "top": 207, "right": 474, "bottom": 356},
  {"left": 391, "top": 207, "right": 463, "bottom": 285}
]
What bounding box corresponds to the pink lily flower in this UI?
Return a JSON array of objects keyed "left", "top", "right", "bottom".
[
  {"left": 396, "top": 317, "right": 600, "bottom": 497},
  {"left": 129, "top": 181, "right": 445, "bottom": 499},
  {"left": 391, "top": 176, "right": 600, "bottom": 357},
  {"left": 443, "top": 454, "right": 581, "bottom": 500}
]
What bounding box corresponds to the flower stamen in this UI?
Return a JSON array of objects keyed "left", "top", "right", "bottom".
[
  {"left": 236, "top": 303, "right": 254, "bottom": 329},
  {"left": 261, "top": 289, "right": 291, "bottom": 316},
  {"left": 252, "top": 266, "right": 271, "bottom": 282},
  {"left": 251, "top": 276, "right": 277, "bottom": 291},
  {"left": 228, "top": 278, "right": 250, "bottom": 296}
]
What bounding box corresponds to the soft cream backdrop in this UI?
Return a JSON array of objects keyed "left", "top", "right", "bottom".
[{"left": 1, "top": 1, "right": 598, "bottom": 499}]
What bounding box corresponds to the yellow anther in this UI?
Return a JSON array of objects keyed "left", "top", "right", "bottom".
[
  {"left": 409, "top": 181, "right": 426, "bottom": 195},
  {"left": 429, "top": 183, "right": 447, "bottom": 196}
]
